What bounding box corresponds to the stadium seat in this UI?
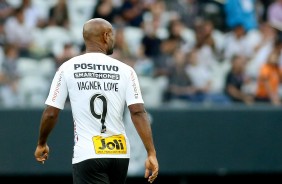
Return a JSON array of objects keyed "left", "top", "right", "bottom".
[
  {"left": 68, "top": 0, "right": 97, "bottom": 28},
  {"left": 39, "top": 58, "right": 56, "bottom": 79},
  {"left": 42, "top": 26, "right": 72, "bottom": 56},
  {"left": 17, "top": 57, "right": 39, "bottom": 77},
  {"left": 18, "top": 75, "right": 49, "bottom": 107},
  {"left": 31, "top": 0, "right": 57, "bottom": 20}
]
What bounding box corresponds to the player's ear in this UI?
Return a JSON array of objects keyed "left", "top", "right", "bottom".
[{"left": 103, "top": 31, "right": 110, "bottom": 44}]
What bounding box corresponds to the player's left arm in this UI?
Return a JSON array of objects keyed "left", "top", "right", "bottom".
[
  {"left": 125, "top": 68, "right": 158, "bottom": 183},
  {"left": 129, "top": 103, "right": 158, "bottom": 183},
  {"left": 34, "top": 106, "right": 61, "bottom": 164}
]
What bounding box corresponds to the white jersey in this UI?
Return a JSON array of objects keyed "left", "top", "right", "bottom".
[{"left": 45, "top": 53, "right": 144, "bottom": 164}]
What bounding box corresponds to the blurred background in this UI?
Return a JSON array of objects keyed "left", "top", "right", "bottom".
[{"left": 0, "top": 0, "right": 282, "bottom": 183}]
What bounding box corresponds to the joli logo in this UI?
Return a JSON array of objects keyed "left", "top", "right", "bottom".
[
  {"left": 93, "top": 135, "right": 127, "bottom": 154},
  {"left": 99, "top": 139, "right": 124, "bottom": 150}
]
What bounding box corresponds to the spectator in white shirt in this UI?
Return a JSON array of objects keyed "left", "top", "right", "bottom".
[
  {"left": 223, "top": 25, "right": 250, "bottom": 61},
  {"left": 4, "top": 7, "right": 33, "bottom": 56}
]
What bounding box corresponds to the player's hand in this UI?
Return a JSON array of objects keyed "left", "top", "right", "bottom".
[
  {"left": 34, "top": 144, "right": 49, "bottom": 164},
  {"left": 145, "top": 155, "right": 159, "bottom": 183}
]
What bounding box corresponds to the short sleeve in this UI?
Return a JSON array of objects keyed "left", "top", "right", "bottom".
[
  {"left": 45, "top": 66, "right": 68, "bottom": 109},
  {"left": 125, "top": 68, "right": 144, "bottom": 106}
]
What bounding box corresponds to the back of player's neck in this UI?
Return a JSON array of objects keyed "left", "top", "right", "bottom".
[
  {"left": 85, "top": 50, "right": 106, "bottom": 55},
  {"left": 85, "top": 45, "right": 106, "bottom": 54}
]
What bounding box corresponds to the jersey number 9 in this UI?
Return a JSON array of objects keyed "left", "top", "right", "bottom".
[{"left": 90, "top": 94, "right": 107, "bottom": 133}]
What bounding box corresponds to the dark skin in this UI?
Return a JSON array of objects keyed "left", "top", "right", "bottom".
[{"left": 34, "top": 18, "right": 158, "bottom": 183}]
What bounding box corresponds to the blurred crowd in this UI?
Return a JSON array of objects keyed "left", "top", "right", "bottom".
[{"left": 0, "top": 0, "right": 282, "bottom": 108}]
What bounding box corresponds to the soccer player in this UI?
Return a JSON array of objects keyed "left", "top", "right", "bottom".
[{"left": 34, "top": 18, "right": 159, "bottom": 184}]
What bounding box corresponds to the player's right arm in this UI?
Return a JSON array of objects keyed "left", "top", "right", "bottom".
[
  {"left": 34, "top": 65, "right": 68, "bottom": 163},
  {"left": 34, "top": 106, "right": 61, "bottom": 163}
]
